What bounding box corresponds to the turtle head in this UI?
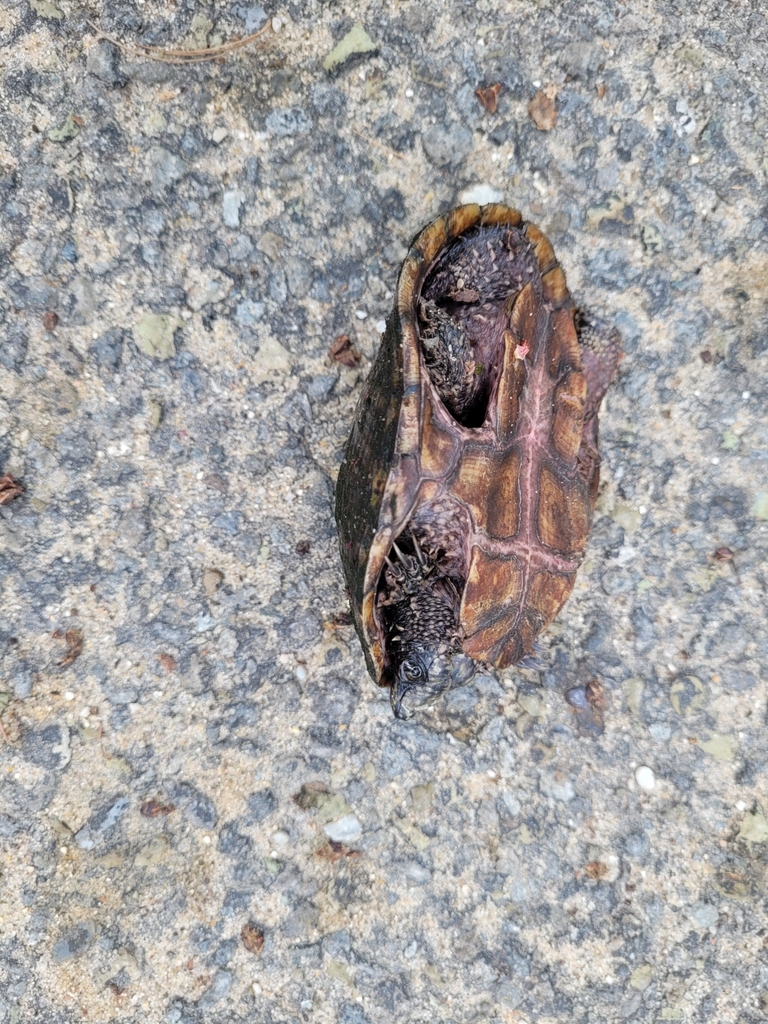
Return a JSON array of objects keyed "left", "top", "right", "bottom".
[{"left": 390, "top": 650, "right": 476, "bottom": 720}]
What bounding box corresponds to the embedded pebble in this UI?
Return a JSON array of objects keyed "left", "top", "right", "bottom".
[
  {"left": 635, "top": 765, "right": 656, "bottom": 791},
  {"left": 22, "top": 724, "right": 71, "bottom": 772},
  {"left": 222, "top": 189, "right": 245, "bottom": 229},
  {"left": 323, "top": 814, "right": 362, "bottom": 842},
  {"left": 690, "top": 902, "right": 718, "bottom": 929},
  {"left": 459, "top": 184, "right": 504, "bottom": 206}
]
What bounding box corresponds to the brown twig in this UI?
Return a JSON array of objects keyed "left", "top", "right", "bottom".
[{"left": 86, "top": 20, "right": 271, "bottom": 64}]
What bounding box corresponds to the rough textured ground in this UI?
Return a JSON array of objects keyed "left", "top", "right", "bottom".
[{"left": 1, "top": 1, "right": 767, "bottom": 1022}]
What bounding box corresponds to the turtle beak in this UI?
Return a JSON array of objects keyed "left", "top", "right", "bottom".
[{"left": 391, "top": 683, "right": 415, "bottom": 720}]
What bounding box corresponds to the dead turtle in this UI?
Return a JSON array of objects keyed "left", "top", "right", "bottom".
[{"left": 335, "top": 204, "right": 622, "bottom": 719}]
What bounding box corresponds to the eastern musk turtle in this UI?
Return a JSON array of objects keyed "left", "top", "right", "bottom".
[{"left": 336, "top": 204, "right": 622, "bottom": 718}]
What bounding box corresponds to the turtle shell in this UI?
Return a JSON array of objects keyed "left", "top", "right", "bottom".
[{"left": 335, "top": 203, "right": 621, "bottom": 692}]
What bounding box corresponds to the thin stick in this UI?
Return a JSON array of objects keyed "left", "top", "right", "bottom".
[
  {"left": 351, "top": 128, "right": 407, "bottom": 163},
  {"left": 87, "top": 20, "right": 271, "bottom": 64}
]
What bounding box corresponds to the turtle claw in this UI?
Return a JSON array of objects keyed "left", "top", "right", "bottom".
[
  {"left": 517, "top": 650, "right": 547, "bottom": 671},
  {"left": 412, "top": 533, "right": 427, "bottom": 567},
  {"left": 384, "top": 554, "right": 405, "bottom": 581},
  {"left": 391, "top": 540, "right": 416, "bottom": 576}
]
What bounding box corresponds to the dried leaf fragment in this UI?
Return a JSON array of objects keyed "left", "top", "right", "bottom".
[
  {"left": 329, "top": 334, "right": 361, "bottom": 367},
  {"left": 292, "top": 780, "right": 329, "bottom": 810},
  {"left": 140, "top": 799, "right": 175, "bottom": 818},
  {"left": 323, "top": 23, "right": 377, "bottom": 73},
  {"left": 0, "top": 475, "right": 24, "bottom": 506},
  {"left": 586, "top": 678, "right": 605, "bottom": 708},
  {"left": 53, "top": 627, "right": 83, "bottom": 667},
  {"left": 476, "top": 83, "right": 502, "bottom": 114},
  {"left": 712, "top": 546, "right": 734, "bottom": 562},
  {"left": 241, "top": 923, "right": 265, "bottom": 955},
  {"left": 317, "top": 840, "right": 361, "bottom": 862},
  {"left": 158, "top": 653, "right": 177, "bottom": 673},
  {"left": 48, "top": 112, "right": 81, "bottom": 143},
  {"left": 529, "top": 86, "right": 558, "bottom": 130},
  {"left": 585, "top": 860, "right": 609, "bottom": 880}
]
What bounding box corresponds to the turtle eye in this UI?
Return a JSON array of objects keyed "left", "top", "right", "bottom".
[{"left": 402, "top": 659, "right": 426, "bottom": 682}]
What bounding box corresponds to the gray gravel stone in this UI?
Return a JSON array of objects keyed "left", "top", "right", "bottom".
[
  {"left": 52, "top": 921, "right": 96, "bottom": 962},
  {"left": 247, "top": 788, "right": 277, "bottom": 821},
  {"left": 172, "top": 782, "right": 217, "bottom": 829},
  {"left": 265, "top": 106, "right": 311, "bottom": 137},
  {"left": 21, "top": 724, "right": 71, "bottom": 772},
  {"left": 690, "top": 901, "right": 718, "bottom": 929},
  {"left": 234, "top": 299, "right": 265, "bottom": 326},
  {"left": 198, "top": 969, "right": 232, "bottom": 1007},
  {"left": 222, "top": 189, "right": 245, "bottom": 228},
  {"left": 86, "top": 41, "right": 126, "bottom": 88},
  {"left": 148, "top": 147, "right": 186, "bottom": 194},
  {"left": 421, "top": 123, "right": 473, "bottom": 168},
  {"left": 12, "top": 664, "right": 33, "bottom": 699}
]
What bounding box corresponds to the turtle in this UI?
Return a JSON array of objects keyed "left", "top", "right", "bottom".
[{"left": 335, "top": 203, "right": 622, "bottom": 719}]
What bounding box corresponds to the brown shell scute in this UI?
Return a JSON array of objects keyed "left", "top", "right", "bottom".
[{"left": 335, "top": 203, "right": 622, "bottom": 705}]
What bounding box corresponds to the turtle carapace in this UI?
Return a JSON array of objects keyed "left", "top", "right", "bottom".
[{"left": 336, "top": 204, "right": 622, "bottom": 718}]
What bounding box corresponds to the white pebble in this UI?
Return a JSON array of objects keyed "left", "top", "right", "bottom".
[
  {"left": 271, "top": 16, "right": 282, "bottom": 31},
  {"left": 635, "top": 765, "right": 655, "bottom": 791},
  {"left": 376, "top": 319, "right": 387, "bottom": 334},
  {"left": 64, "top": 691, "right": 75, "bottom": 701},
  {"left": 272, "top": 829, "right": 290, "bottom": 849},
  {"left": 742, "top": 391, "right": 751, "bottom": 400},
  {"left": 459, "top": 183, "right": 504, "bottom": 207},
  {"left": 355, "top": 309, "right": 368, "bottom": 320},
  {"left": 295, "top": 665, "right": 308, "bottom": 682},
  {"left": 324, "top": 814, "right": 361, "bottom": 842},
  {"left": 405, "top": 88, "right": 414, "bottom": 98}
]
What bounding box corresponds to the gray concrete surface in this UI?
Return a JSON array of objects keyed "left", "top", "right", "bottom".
[{"left": 1, "top": 1, "right": 767, "bottom": 1022}]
